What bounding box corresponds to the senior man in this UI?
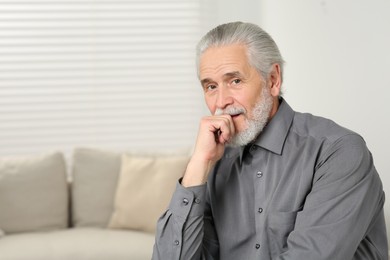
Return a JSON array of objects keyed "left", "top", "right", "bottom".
[{"left": 152, "top": 21, "right": 387, "bottom": 260}]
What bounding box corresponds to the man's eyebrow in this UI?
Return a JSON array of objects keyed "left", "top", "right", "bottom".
[
  {"left": 200, "top": 71, "right": 243, "bottom": 86},
  {"left": 200, "top": 78, "right": 212, "bottom": 86},
  {"left": 223, "top": 71, "right": 243, "bottom": 79}
]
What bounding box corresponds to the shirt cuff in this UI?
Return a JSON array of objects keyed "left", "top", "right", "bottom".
[{"left": 169, "top": 178, "right": 207, "bottom": 219}]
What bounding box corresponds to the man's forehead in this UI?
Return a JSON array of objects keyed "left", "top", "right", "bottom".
[{"left": 199, "top": 44, "right": 250, "bottom": 74}]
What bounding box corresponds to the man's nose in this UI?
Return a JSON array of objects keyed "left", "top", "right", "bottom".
[{"left": 216, "top": 87, "right": 234, "bottom": 109}]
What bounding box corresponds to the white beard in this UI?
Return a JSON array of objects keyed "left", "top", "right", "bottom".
[{"left": 228, "top": 85, "right": 273, "bottom": 147}]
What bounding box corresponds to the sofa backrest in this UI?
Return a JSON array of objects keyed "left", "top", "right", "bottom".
[
  {"left": 71, "top": 148, "right": 121, "bottom": 228},
  {"left": 0, "top": 152, "right": 68, "bottom": 235},
  {"left": 0, "top": 147, "right": 191, "bottom": 235}
]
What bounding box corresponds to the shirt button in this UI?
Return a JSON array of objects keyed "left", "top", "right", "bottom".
[
  {"left": 194, "top": 198, "right": 201, "bottom": 204},
  {"left": 256, "top": 171, "right": 263, "bottom": 178},
  {"left": 258, "top": 208, "right": 263, "bottom": 213},
  {"left": 182, "top": 198, "right": 189, "bottom": 205},
  {"left": 255, "top": 243, "right": 260, "bottom": 249},
  {"left": 174, "top": 240, "right": 180, "bottom": 246}
]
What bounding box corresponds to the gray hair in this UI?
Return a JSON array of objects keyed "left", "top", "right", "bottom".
[{"left": 196, "top": 21, "right": 285, "bottom": 84}]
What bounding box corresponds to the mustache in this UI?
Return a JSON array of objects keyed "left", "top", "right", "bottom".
[{"left": 214, "top": 106, "right": 246, "bottom": 116}]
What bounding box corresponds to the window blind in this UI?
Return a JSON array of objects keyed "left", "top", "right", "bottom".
[{"left": 0, "top": 0, "right": 207, "bottom": 157}]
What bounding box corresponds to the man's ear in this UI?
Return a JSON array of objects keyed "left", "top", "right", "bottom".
[{"left": 268, "top": 64, "right": 282, "bottom": 97}]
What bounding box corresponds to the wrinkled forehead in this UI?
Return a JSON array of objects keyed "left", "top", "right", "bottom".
[
  {"left": 198, "top": 44, "right": 252, "bottom": 79},
  {"left": 197, "top": 43, "right": 252, "bottom": 78}
]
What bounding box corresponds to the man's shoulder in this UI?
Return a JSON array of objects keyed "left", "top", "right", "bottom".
[{"left": 290, "top": 111, "right": 362, "bottom": 145}]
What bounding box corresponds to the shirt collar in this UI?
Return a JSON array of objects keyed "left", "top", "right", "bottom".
[{"left": 239, "top": 98, "right": 294, "bottom": 164}]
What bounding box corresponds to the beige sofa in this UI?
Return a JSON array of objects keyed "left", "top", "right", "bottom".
[{"left": 0, "top": 148, "right": 189, "bottom": 260}]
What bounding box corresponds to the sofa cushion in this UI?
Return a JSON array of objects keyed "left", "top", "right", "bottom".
[
  {"left": 108, "top": 153, "right": 189, "bottom": 233},
  {"left": 71, "top": 148, "right": 121, "bottom": 228},
  {"left": 0, "top": 228, "right": 154, "bottom": 260},
  {"left": 0, "top": 152, "right": 68, "bottom": 234}
]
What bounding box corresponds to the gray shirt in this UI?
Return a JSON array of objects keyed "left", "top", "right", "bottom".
[{"left": 152, "top": 99, "right": 388, "bottom": 260}]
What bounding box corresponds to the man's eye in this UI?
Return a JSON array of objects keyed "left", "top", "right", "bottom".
[
  {"left": 206, "top": 85, "right": 217, "bottom": 91},
  {"left": 232, "top": 79, "right": 241, "bottom": 85}
]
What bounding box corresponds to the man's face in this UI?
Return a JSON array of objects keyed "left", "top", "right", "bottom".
[{"left": 199, "top": 44, "right": 271, "bottom": 139}]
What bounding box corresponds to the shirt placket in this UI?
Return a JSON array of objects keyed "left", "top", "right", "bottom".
[{"left": 250, "top": 145, "right": 267, "bottom": 256}]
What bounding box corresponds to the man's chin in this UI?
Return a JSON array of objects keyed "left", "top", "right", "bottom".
[
  {"left": 228, "top": 122, "right": 264, "bottom": 147},
  {"left": 227, "top": 131, "right": 254, "bottom": 147}
]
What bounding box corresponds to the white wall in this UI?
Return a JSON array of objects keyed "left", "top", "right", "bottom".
[{"left": 214, "top": 0, "right": 390, "bottom": 246}]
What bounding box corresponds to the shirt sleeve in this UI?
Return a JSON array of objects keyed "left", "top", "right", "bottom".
[
  {"left": 276, "top": 134, "right": 387, "bottom": 260},
  {"left": 152, "top": 179, "right": 217, "bottom": 260}
]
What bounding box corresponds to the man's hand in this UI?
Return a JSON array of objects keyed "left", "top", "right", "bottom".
[{"left": 182, "top": 115, "right": 235, "bottom": 187}]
